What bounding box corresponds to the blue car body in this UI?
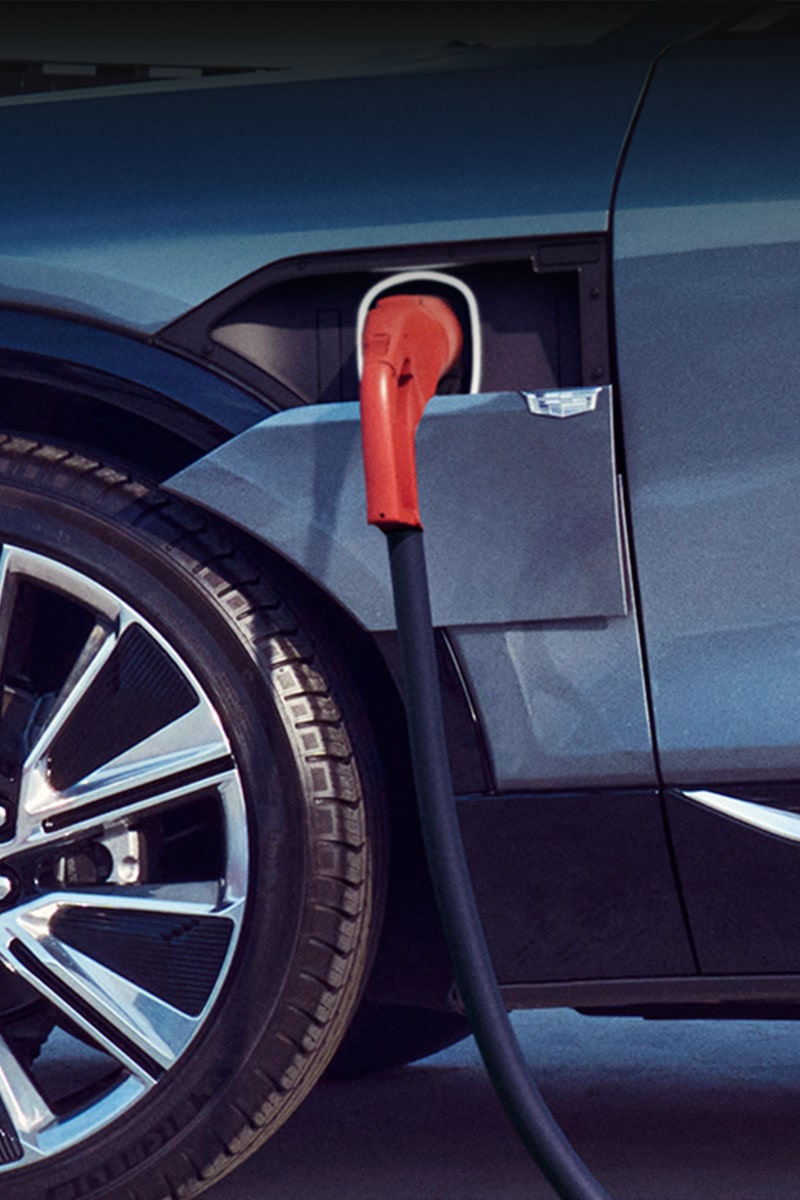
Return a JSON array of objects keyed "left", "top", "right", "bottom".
[{"left": 2, "top": 3, "right": 799, "bottom": 1194}]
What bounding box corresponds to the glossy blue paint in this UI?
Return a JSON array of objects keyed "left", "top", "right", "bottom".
[
  {"left": 614, "top": 38, "right": 800, "bottom": 783},
  {"left": 0, "top": 49, "right": 653, "bottom": 331},
  {"left": 0, "top": 309, "right": 266, "bottom": 433}
]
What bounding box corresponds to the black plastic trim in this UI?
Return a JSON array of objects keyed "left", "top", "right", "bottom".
[{"left": 501, "top": 973, "right": 800, "bottom": 1014}]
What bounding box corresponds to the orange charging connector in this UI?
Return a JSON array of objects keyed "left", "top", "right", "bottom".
[{"left": 360, "top": 294, "right": 462, "bottom": 531}]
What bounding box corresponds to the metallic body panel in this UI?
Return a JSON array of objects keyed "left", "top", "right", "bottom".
[
  {"left": 614, "top": 38, "right": 800, "bottom": 783},
  {"left": 450, "top": 610, "right": 655, "bottom": 791},
  {"left": 168, "top": 389, "right": 626, "bottom": 631},
  {"left": 0, "top": 53, "right": 653, "bottom": 330}
]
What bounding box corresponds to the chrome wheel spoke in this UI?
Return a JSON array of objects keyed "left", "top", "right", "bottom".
[
  {"left": 0, "top": 1032, "right": 53, "bottom": 1162},
  {"left": 16, "top": 613, "right": 232, "bottom": 846},
  {"left": 22, "top": 623, "right": 121, "bottom": 784},
  {"left": 46, "top": 700, "right": 231, "bottom": 807},
  {"left": 6, "top": 896, "right": 225, "bottom": 1076},
  {"left": 1, "top": 546, "right": 126, "bottom": 781},
  {"left": 18, "top": 754, "right": 238, "bottom": 853},
  {"left": 0, "top": 547, "right": 20, "bottom": 677}
]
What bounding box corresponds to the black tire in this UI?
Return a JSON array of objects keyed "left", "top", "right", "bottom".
[{"left": 0, "top": 436, "right": 384, "bottom": 1199}]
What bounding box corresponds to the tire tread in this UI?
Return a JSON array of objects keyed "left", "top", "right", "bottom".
[{"left": 0, "top": 435, "right": 383, "bottom": 1200}]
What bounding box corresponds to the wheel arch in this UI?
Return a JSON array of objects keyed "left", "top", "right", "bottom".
[
  {"left": 0, "top": 308, "right": 272, "bottom": 479},
  {"left": 0, "top": 316, "right": 464, "bottom": 1011},
  {"left": 0, "top": 354, "right": 211, "bottom": 478}
]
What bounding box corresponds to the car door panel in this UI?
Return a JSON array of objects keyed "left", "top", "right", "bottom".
[
  {"left": 615, "top": 37, "right": 800, "bottom": 783},
  {"left": 614, "top": 32, "right": 800, "bottom": 970}
]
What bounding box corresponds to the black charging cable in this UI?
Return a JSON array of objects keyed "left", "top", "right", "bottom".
[{"left": 386, "top": 526, "right": 613, "bottom": 1200}]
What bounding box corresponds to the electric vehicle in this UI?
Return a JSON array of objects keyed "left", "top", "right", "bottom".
[{"left": 0, "top": 2, "right": 798, "bottom": 1196}]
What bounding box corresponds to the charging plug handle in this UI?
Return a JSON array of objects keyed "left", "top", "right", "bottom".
[{"left": 360, "top": 294, "right": 462, "bottom": 530}]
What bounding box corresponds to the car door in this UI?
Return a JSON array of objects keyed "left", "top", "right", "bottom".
[{"left": 614, "top": 11, "right": 800, "bottom": 973}]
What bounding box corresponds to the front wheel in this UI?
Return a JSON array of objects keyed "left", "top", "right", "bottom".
[{"left": 0, "top": 436, "right": 383, "bottom": 1199}]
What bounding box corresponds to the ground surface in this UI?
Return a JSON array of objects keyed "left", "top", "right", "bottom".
[{"left": 204, "top": 1007, "right": 800, "bottom": 1198}]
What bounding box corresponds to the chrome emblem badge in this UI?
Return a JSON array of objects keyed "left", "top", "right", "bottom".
[{"left": 523, "top": 385, "right": 609, "bottom": 418}]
